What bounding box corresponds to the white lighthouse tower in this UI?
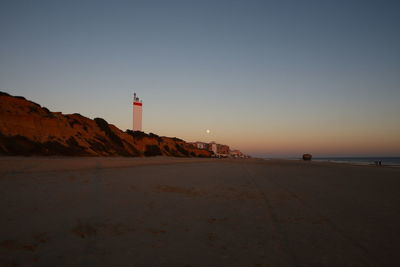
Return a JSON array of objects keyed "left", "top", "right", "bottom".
[{"left": 133, "top": 92, "right": 143, "bottom": 131}]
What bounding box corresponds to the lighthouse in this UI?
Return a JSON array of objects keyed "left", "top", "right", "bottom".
[{"left": 133, "top": 92, "right": 142, "bottom": 131}]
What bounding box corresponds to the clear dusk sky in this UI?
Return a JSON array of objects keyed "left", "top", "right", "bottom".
[{"left": 1, "top": 0, "right": 399, "bottom": 157}]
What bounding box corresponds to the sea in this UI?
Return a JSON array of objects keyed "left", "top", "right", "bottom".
[
  {"left": 312, "top": 157, "right": 400, "bottom": 166},
  {"left": 263, "top": 157, "right": 400, "bottom": 166}
]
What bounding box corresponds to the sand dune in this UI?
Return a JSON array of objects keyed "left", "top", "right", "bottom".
[{"left": 0, "top": 157, "right": 399, "bottom": 266}]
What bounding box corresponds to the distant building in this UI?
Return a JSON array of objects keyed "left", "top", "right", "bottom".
[
  {"left": 191, "top": 141, "right": 209, "bottom": 150},
  {"left": 230, "top": 149, "right": 244, "bottom": 158},
  {"left": 133, "top": 92, "right": 142, "bottom": 131},
  {"left": 210, "top": 141, "right": 217, "bottom": 155},
  {"left": 191, "top": 141, "right": 247, "bottom": 158},
  {"left": 217, "top": 144, "right": 230, "bottom": 155}
]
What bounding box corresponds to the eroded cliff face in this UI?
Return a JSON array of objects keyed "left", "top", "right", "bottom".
[{"left": 0, "top": 92, "right": 211, "bottom": 157}]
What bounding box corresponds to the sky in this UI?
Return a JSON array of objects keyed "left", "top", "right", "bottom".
[{"left": 1, "top": 0, "right": 399, "bottom": 157}]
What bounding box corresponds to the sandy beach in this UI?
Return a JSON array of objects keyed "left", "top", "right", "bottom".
[{"left": 0, "top": 157, "right": 399, "bottom": 266}]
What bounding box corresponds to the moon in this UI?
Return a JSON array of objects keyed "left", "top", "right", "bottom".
[{"left": 206, "top": 129, "right": 210, "bottom": 134}]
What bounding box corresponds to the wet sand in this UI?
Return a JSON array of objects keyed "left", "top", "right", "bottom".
[{"left": 0, "top": 157, "right": 399, "bottom": 266}]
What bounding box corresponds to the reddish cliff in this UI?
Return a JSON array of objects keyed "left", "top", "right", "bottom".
[{"left": 0, "top": 92, "right": 211, "bottom": 157}]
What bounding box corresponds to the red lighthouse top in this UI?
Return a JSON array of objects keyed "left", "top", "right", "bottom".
[{"left": 133, "top": 93, "right": 142, "bottom": 106}]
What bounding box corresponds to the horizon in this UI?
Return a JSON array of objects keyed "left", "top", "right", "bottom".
[{"left": 1, "top": 0, "right": 399, "bottom": 157}]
